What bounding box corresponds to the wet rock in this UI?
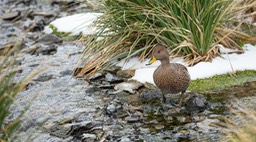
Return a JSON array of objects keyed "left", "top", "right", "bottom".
[
  {"left": 105, "top": 72, "right": 123, "bottom": 83},
  {"left": 176, "top": 116, "right": 191, "bottom": 123},
  {"left": 142, "top": 105, "right": 152, "bottom": 115},
  {"left": 82, "top": 133, "right": 97, "bottom": 142},
  {"left": 33, "top": 74, "right": 54, "bottom": 82},
  {"left": 191, "top": 115, "right": 206, "bottom": 122},
  {"left": 116, "top": 70, "right": 135, "bottom": 79},
  {"left": 120, "top": 137, "right": 131, "bottom": 142},
  {"left": 139, "top": 89, "right": 161, "bottom": 102},
  {"left": 154, "top": 124, "right": 165, "bottom": 130},
  {"left": 88, "top": 72, "right": 103, "bottom": 80},
  {"left": 107, "top": 104, "right": 116, "bottom": 114},
  {"left": 38, "top": 34, "right": 63, "bottom": 45},
  {"left": 60, "top": 69, "right": 73, "bottom": 76},
  {"left": 48, "top": 120, "right": 95, "bottom": 139},
  {"left": 99, "top": 81, "right": 113, "bottom": 89},
  {"left": 28, "top": 63, "right": 39, "bottom": 67},
  {"left": 48, "top": 123, "right": 73, "bottom": 139},
  {"left": 114, "top": 80, "right": 143, "bottom": 94},
  {"left": 125, "top": 115, "right": 140, "bottom": 123},
  {"left": 30, "top": 11, "right": 55, "bottom": 18},
  {"left": 86, "top": 86, "right": 101, "bottom": 94},
  {"left": 2, "top": 11, "right": 20, "bottom": 20},
  {"left": 196, "top": 119, "right": 220, "bottom": 133},
  {"left": 172, "top": 130, "right": 191, "bottom": 141},
  {"left": 27, "top": 16, "right": 45, "bottom": 31},
  {"left": 184, "top": 94, "right": 209, "bottom": 115},
  {"left": 27, "top": 44, "right": 58, "bottom": 55},
  {"left": 40, "top": 44, "right": 58, "bottom": 55},
  {"left": 51, "top": 0, "right": 76, "bottom": 5},
  {"left": 23, "top": 19, "right": 33, "bottom": 29}
]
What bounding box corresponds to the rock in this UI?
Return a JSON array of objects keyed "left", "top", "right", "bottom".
[
  {"left": 30, "top": 11, "right": 55, "bottom": 18},
  {"left": 2, "top": 11, "right": 20, "bottom": 20},
  {"left": 38, "top": 34, "right": 63, "bottom": 45},
  {"left": 107, "top": 104, "right": 116, "bottom": 114},
  {"left": 40, "top": 44, "right": 58, "bottom": 55},
  {"left": 114, "top": 80, "right": 143, "bottom": 94},
  {"left": 125, "top": 115, "right": 140, "bottom": 123},
  {"left": 48, "top": 123, "right": 73, "bottom": 139},
  {"left": 51, "top": 0, "right": 76, "bottom": 5},
  {"left": 154, "top": 124, "right": 164, "bottom": 130},
  {"left": 88, "top": 72, "right": 103, "bottom": 80},
  {"left": 86, "top": 86, "right": 101, "bottom": 94},
  {"left": 184, "top": 94, "right": 209, "bottom": 115},
  {"left": 173, "top": 130, "right": 191, "bottom": 140},
  {"left": 139, "top": 89, "right": 161, "bottom": 102},
  {"left": 23, "top": 44, "right": 58, "bottom": 55},
  {"left": 23, "top": 19, "right": 33, "bottom": 29},
  {"left": 120, "top": 137, "right": 131, "bottom": 142},
  {"left": 176, "top": 116, "right": 187, "bottom": 123},
  {"left": 105, "top": 72, "right": 123, "bottom": 83},
  {"left": 48, "top": 121, "right": 94, "bottom": 139},
  {"left": 60, "top": 69, "right": 73, "bottom": 76},
  {"left": 33, "top": 74, "right": 54, "bottom": 82},
  {"left": 82, "top": 133, "right": 97, "bottom": 142},
  {"left": 116, "top": 70, "right": 135, "bottom": 79}
]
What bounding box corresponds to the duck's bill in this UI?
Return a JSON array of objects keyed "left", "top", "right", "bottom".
[{"left": 146, "top": 56, "right": 157, "bottom": 66}]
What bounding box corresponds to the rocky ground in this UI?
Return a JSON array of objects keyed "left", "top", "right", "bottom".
[{"left": 1, "top": 0, "right": 256, "bottom": 142}]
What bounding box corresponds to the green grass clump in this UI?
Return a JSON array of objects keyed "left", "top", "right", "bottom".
[
  {"left": 78, "top": 0, "right": 256, "bottom": 77},
  {"left": 189, "top": 70, "right": 256, "bottom": 92},
  {"left": 0, "top": 41, "right": 39, "bottom": 141}
]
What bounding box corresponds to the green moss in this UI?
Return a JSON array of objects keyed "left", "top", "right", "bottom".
[
  {"left": 49, "top": 24, "right": 73, "bottom": 38},
  {"left": 189, "top": 70, "right": 256, "bottom": 93}
]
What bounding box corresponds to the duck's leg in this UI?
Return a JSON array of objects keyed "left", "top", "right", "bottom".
[
  {"left": 162, "top": 93, "right": 166, "bottom": 103},
  {"left": 178, "top": 92, "right": 185, "bottom": 107}
]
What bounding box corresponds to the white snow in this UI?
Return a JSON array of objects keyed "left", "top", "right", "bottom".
[
  {"left": 44, "top": 13, "right": 102, "bottom": 35},
  {"left": 117, "top": 44, "right": 256, "bottom": 84}
]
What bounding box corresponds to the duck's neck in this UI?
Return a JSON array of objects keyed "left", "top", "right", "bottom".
[{"left": 161, "top": 58, "right": 170, "bottom": 65}]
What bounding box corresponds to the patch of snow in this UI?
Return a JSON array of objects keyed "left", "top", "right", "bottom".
[
  {"left": 44, "top": 13, "right": 102, "bottom": 35},
  {"left": 117, "top": 44, "right": 256, "bottom": 84},
  {"left": 218, "top": 44, "right": 239, "bottom": 54}
]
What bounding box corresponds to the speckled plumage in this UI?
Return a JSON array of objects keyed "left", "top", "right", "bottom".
[{"left": 150, "top": 45, "right": 190, "bottom": 102}]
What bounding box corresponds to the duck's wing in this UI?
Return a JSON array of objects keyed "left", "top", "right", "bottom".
[{"left": 172, "top": 63, "right": 188, "bottom": 72}]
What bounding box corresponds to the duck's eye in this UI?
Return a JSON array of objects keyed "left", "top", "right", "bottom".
[{"left": 157, "top": 50, "right": 160, "bottom": 53}]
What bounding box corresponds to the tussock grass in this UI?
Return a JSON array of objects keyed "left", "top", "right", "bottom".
[
  {"left": 0, "top": 40, "right": 40, "bottom": 141},
  {"left": 78, "top": 0, "right": 256, "bottom": 77}
]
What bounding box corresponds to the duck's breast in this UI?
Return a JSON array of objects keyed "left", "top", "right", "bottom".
[{"left": 153, "top": 63, "right": 190, "bottom": 94}]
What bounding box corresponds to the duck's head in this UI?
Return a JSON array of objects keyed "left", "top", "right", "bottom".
[{"left": 147, "top": 45, "right": 169, "bottom": 65}]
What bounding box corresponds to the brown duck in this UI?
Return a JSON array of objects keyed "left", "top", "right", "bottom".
[{"left": 148, "top": 45, "right": 190, "bottom": 105}]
